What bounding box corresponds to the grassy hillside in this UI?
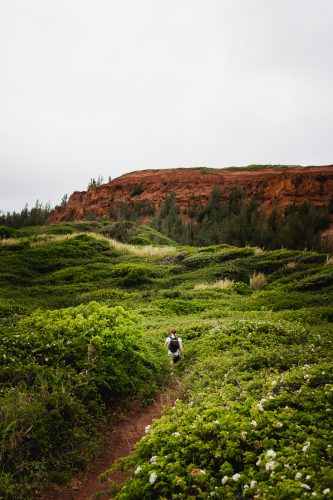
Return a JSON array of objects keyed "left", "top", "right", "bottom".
[{"left": 0, "top": 223, "right": 332, "bottom": 498}]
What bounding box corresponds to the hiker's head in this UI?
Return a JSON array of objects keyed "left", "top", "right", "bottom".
[{"left": 171, "top": 328, "right": 177, "bottom": 337}]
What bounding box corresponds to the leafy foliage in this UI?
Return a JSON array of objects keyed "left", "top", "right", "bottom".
[
  {"left": 113, "top": 321, "right": 333, "bottom": 499},
  {"left": 0, "top": 302, "right": 169, "bottom": 497},
  {"left": 0, "top": 220, "right": 332, "bottom": 498}
]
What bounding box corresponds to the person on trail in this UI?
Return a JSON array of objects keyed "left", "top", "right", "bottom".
[{"left": 164, "top": 328, "right": 184, "bottom": 364}]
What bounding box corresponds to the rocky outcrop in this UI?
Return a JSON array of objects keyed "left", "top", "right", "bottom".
[{"left": 48, "top": 166, "right": 333, "bottom": 224}]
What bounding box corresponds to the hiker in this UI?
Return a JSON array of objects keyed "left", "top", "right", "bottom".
[{"left": 165, "top": 328, "right": 184, "bottom": 364}]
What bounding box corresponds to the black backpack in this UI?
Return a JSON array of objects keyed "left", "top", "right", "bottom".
[{"left": 169, "top": 337, "right": 180, "bottom": 353}]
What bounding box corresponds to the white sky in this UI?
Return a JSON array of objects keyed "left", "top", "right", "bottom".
[{"left": 0, "top": 0, "right": 332, "bottom": 212}]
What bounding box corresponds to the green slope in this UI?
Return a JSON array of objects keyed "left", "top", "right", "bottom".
[{"left": 0, "top": 223, "right": 332, "bottom": 499}]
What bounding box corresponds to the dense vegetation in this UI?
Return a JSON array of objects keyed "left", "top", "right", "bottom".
[
  {"left": 0, "top": 221, "right": 332, "bottom": 498},
  {"left": 152, "top": 189, "right": 333, "bottom": 251},
  {"left": 0, "top": 201, "right": 52, "bottom": 229}
]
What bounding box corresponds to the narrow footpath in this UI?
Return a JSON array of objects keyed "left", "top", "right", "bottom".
[{"left": 43, "top": 383, "right": 180, "bottom": 500}]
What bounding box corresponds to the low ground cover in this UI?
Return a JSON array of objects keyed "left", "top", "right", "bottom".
[
  {"left": 111, "top": 321, "right": 333, "bottom": 499},
  {"left": 0, "top": 222, "right": 332, "bottom": 498},
  {"left": 0, "top": 302, "right": 169, "bottom": 497}
]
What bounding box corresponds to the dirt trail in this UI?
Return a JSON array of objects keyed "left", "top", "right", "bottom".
[{"left": 43, "top": 383, "right": 180, "bottom": 500}]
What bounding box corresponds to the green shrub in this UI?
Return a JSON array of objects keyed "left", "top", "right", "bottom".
[
  {"left": 131, "top": 184, "right": 144, "bottom": 196},
  {"left": 113, "top": 321, "right": 333, "bottom": 499},
  {"left": 43, "top": 225, "right": 76, "bottom": 235},
  {"left": 217, "top": 246, "right": 254, "bottom": 262},
  {"left": 215, "top": 262, "right": 250, "bottom": 283},
  {"left": 0, "top": 225, "right": 22, "bottom": 239},
  {"left": 130, "top": 233, "right": 152, "bottom": 245},
  {"left": 110, "top": 263, "right": 155, "bottom": 286},
  {"left": 101, "top": 221, "right": 137, "bottom": 243},
  {"left": 152, "top": 298, "right": 201, "bottom": 315},
  {"left": 183, "top": 252, "right": 218, "bottom": 269},
  {"left": 0, "top": 302, "right": 170, "bottom": 497},
  {"left": 290, "top": 267, "right": 333, "bottom": 291},
  {"left": 238, "top": 290, "right": 332, "bottom": 311},
  {"left": 232, "top": 282, "right": 252, "bottom": 295}
]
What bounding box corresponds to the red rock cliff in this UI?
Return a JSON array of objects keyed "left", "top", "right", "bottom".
[{"left": 48, "top": 166, "right": 333, "bottom": 224}]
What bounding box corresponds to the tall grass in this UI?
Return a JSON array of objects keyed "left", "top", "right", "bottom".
[
  {"left": 249, "top": 271, "right": 267, "bottom": 289},
  {"left": 29, "top": 233, "right": 80, "bottom": 246},
  {"left": 0, "top": 238, "right": 21, "bottom": 246},
  {"left": 107, "top": 238, "right": 176, "bottom": 256},
  {"left": 194, "top": 278, "right": 234, "bottom": 290},
  {"left": 325, "top": 254, "right": 333, "bottom": 266},
  {"left": 29, "top": 232, "right": 176, "bottom": 256}
]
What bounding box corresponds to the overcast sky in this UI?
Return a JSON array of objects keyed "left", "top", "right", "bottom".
[{"left": 0, "top": 0, "right": 332, "bottom": 212}]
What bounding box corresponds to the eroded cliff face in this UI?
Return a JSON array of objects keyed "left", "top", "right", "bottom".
[{"left": 48, "top": 166, "right": 333, "bottom": 224}]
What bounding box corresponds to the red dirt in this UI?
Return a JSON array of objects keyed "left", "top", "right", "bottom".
[{"left": 42, "top": 384, "right": 181, "bottom": 500}]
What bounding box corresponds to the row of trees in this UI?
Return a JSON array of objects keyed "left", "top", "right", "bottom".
[
  {"left": 0, "top": 201, "right": 53, "bottom": 229},
  {"left": 1, "top": 176, "right": 113, "bottom": 228},
  {"left": 152, "top": 189, "right": 332, "bottom": 250}
]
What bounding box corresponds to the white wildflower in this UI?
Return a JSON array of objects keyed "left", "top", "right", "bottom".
[
  {"left": 241, "top": 431, "right": 247, "bottom": 440},
  {"left": 210, "top": 492, "right": 217, "bottom": 497},
  {"left": 271, "top": 380, "right": 277, "bottom": 386},
  {"left": 222, "top": 475, "right": 229, "bottom": 484},
  {"left": 265, "top": 461, "right": 276, "bottom": 471},
  {"left": 149, "top": 472, "right": 158, "bottom": 484},
  {"left": 145, "top": 425, "right": 151, "bottom": 434},
  {"left": 134, "top": 466, "right": 142, "bottom": 475},
  {"left": 303, "top": 364, "right": 310, "bottom": 370},
  {"left": 213, "top": 420, "right": 219, "bottom": 424},
  {"left": 306, "top": 475, "right": 311, "bottom": 480},
  {"left": 269, "top": 395, "right": 275, "bottom": 400},
  {"left": 295, "top": 472, "right": 303, "bottom": 480},
  {"left": 251, "top": 420, "right": 257, "bottom": 427},
  {"left": 243, "top": 484, "right": 249, "bottom": 490},
  {"left": 301, "top": 484, "right": 311, "bottom": 491},
  {"left": 200, "top": 469, "right": 206, "bottom": 474},
  {"left": 256, "top": 458, "right": 262, "bottom": 466},
  {"left": 232, "top": 473, "right": 241, "bottom": 481},
  {"left": 323, "top": 489, "right": 331, "bottom": 495},
  {"left": 150, "top": 456, "right": 157, "bottom": 464},
  {"left": 302, "top": 441, "right": 310, "bottom": 453},
  {"left": 276, "top": 422, "right": 283, "bottom": 428},
  {"left": 172, "top": 431, "right": 180, "bottom": 437},
  {"left": 266, "top": 449, "right": 276, "bottom": 459},
  {"left": 257, "top": 402, "right": 264, "bottom": 412},
  {"left": 250, "top": 480, "right": 257, "bottom": 488},
  {"left": 312, "top": 492, "right": 317, "bottom": 496}
]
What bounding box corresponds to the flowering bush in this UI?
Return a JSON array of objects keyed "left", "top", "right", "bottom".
[{"left": 113, "top": 321, "right": 333, "bottom": 498}]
